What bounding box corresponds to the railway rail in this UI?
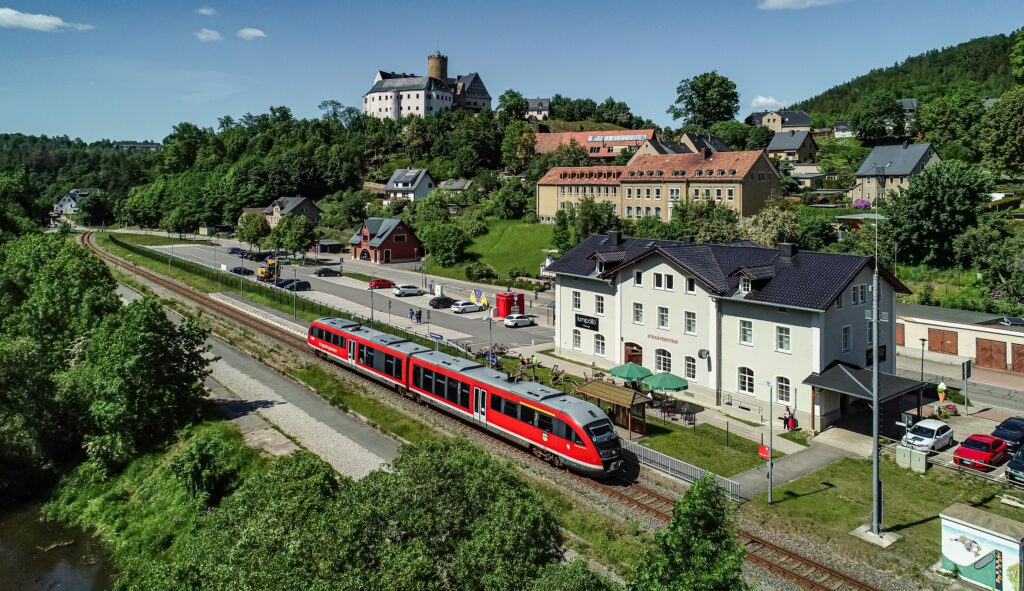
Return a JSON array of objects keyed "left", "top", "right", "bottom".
[{"left": 84, "top": 231, "right": 882, "bottom": 591}]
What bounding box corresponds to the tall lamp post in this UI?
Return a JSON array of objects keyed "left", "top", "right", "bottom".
[
  {"left": 764, "top": 380, "right": 774, "bottom": 505},
  {"left": 292, "top": 268, "right": 297, "bottom": 320},
  {"left": 919, "top": 338, "right": 927, "bottom": 382},
  {"left": 869, "top": 186, "right": 884, "bottom": 537},
  {"left": 370, "top": 269, "right": 376, "bottom": 324}
]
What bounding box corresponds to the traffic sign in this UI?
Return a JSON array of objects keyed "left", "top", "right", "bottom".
[
  {"left": 428, "top": 332, "right": 443, "bottom": 341},
  {"left": 758, "top": 444, "right": 770, "bottom": 460},
  {"left": 962, "top": 360, "right": 972, "bottom": 380}
]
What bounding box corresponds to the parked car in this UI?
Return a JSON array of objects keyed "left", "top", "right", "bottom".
[
  {"left": 393, "top": 284, "right": 423, "bottom": 297},
  {"left": 285, "top": 280, "right": 311, "bottom": 292},
  {"left": 953, "top": 435, "right": 1009, "bottom": 471},
  {"left": 503, "top": 314, "right": 534, "bottom": 328},
  {"left": 429, "top": 296, "right": 456, "bottom": 309},
  {"left": 900, "top": 419, "right": 954, "bottom": 452},
  {"left": 229, "top": 266, "right": 253, "bottom": 276},
  {"left": 1006, "top": 448, "right": 1024, "bottom": 484},
  {"left": 451, "top": 301, "right": 482, "bottom": 314},
  {"left": 368, "top": 278, "right": 396, "bottom": 290},
  {"left": 227, "top": 246, "right": 243, "bottom": 255},
  {"left": 313, "top": 267, "right": 340, "bottom": 277},
  {"left": 274, "top": 278, "right": 297, "bottom": 288},
  {"left": 992, "top": 418, "right": 1024, "bottom": 452}
]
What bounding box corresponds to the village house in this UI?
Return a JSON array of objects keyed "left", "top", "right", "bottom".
[
  {"left": 52, "top": 188, "right": 99, "bottom": 218},
  {"left": 526, "top": 98, "right": 550, "bottom": 120},
  {"left": 744, "top": 110, "right": 813, "bottom": 133},
  {"left": 766, "top": 130, "right": 818, "bottom": 163},
  {"left": 534, "top": 129, "right": 657, "bottom": 161},
  {"left": 348, "top": 217, "right": 423, "bottom": 264},
  {"left": 848, "top": 142, "right": 940, "bottom": 202},
  {"left": 386, "top": 168, "right": 436, "bottom": 203}
]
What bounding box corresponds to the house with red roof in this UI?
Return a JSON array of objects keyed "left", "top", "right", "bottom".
[{"left": 533, "top": 129, "right": 656, "bottom": 160}]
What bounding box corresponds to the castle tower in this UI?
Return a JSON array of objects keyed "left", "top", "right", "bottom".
[{"left": 427, "top": 51, "right": 448, "bottom": 81}]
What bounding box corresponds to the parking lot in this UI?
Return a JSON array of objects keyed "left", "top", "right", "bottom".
[{"left": 147, "top": 241, "right": 556, "bottom": 350}]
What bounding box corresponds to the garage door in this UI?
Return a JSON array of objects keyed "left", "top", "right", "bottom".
[
  {"left": 976, "top": 338, "right": 1007, "bottom": 371},
  {"left": 928, "top": 328, "right": 958, "bottom": 355},
  {"left": 1013, "top": 344, "right": 1024, "bottom": 374},
  {"left": 896, "top": 323, "right": 905, "bottom": 346}
]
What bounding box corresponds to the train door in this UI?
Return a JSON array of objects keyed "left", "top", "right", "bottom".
[
  {"left": 473, "top": 387, "right": 487, "bottom": 423},
  {"left": 347, "top": 339, "right": 356, "bottom": 365}
]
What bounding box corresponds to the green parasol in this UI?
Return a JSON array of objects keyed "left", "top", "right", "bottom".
[
  {"left": 610, "top": 362, "right": 653, "bottom": 381},
  {"left": 643, "top": 372, "right": 689, "bottom": 392}
]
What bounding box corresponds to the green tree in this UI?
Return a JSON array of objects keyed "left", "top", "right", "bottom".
[
  {"left": 628, "top": 476, "right": 748, "bottom": 591},
  {"left": 57, "top": 297, "right": 210, "bottom": 470},
  {"left": 796, "top": 213, "right": 837, "bottom": 251},
  {"left": 501, "top": 120, "right": 536, "bottom": 173},
  {"left": 978, "top": 233, "right": 1024, "bottom": 311},
  {"left": 269, "top": 213, "right": 318, "bottom": 262},
  {"left": 666, "top": 201, "right": 740, "bottom": 243},
  {"left": 497, "top": 90, "right": 529, "bottom": 124},
  {"left": 849, "top": 90, "right": 905, "bottom": 143},
  {"left": 486, "top": 181, "right": 530, "bottom": 220},
  {"left": 529, "top": 561, "right": 619, "bottom": 591},
  {"left": 552, "top": 208, "right": 577, "bottom": 253},
  {"left": 236, "top": 211, "right": 270, "bottom": 250},
  {"left": 980, "top": 86, "right": 1024, "bottom": 176},
  {"left": 887, "top": 160, "right": 993, "bottom": 267},
  {"left": 161, "top": 122, "right": 212, "bottom": 174},
  {"left": 1011, "top": 30, "right": 1024, "bottom": 83},
  {"left": 745, "top": 125, "right": 775, "bottom": 151},
  {"left": 575, "top": 196, "right": 618, "bottom": 240},
  {"left": 739, "top": 198, "right": 798, "bottom": 247},
  {"left": 912, "top": 92, "right": 984, "bottom": 161},
  {"left": 667, "top": 71, "right": 740, "bottom": 129},
  {"left": 709, "top": 120, "right": 751, "bottom": 151},
  {"left": 422, "top": 223, "right": 470, "bottom": 266},
  {"left": 318, "top": 188, "right": 372, "bottom": 230}
]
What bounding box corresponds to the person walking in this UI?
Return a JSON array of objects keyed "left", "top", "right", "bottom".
[
  {"left": 415, "top": 309, "right": 422, "bottom": 324},
  {"left": 408, "top": 308, "right": 414, "bottom": 322},
  {"left": 782, "top": 406, "right": 793, "bottom": 431}
]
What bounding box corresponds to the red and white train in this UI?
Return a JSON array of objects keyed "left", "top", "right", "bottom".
[{"left": 307, "top": 317, "right": 623, "bottom": 476}]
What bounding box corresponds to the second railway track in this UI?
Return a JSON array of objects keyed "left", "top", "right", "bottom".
[{"left": 84, "top": 231, "right": 882, "bottom": 591}]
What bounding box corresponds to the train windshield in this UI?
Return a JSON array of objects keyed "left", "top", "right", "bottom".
[{"left": 585, "top": 419, "right": 616, "bottom": 442}]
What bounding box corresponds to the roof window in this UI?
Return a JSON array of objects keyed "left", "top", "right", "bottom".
[{"left": 695, "top": 169, "right": 703, "bottom": 176}]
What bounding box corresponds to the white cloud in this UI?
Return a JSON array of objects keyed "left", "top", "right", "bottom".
[
  {"left": 237, "top": 27, "right": 265, "bottom": 40},
  {"left": 757, "top": 0, "right": 845, "bottom": 9},
  {"left": 751, "top": 95, "right": 789, "bottom": 110},
  {"left": 0, "top": 7, "right": 93, "bottom": 31},
  {"left": 196, "top": 7, "right": 216, "bottom": 16},
  {"left": 194, "top": 27, "right": 222, "bottom": 42}
]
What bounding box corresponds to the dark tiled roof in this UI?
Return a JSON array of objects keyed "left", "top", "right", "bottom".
[
  {"left": 855, "top": 143, "right": 935, "bottom": 177},
  {"left": 645, "top": 137, "right": 691, "bottom": 155},
  {"left": 270, "top": 196, "right": 315, "bottom": 216},
  {"left": 386, "top": 168, "right": 432, "bottom": 192},
  {"left": 348, "top": 217, "right": 409, "bottom": 247},
  {"left": 528, "top": 98, "right": 550, "bottom": 111},
  {"left": 745, "top": 110, "right": 811, "bottom": 127},
  {"left": 767, "top": 130, "right": 813, "bottom": 151},
  {"left": 366, "top": 75, "right": 450, "bottom": 95},
  {"left": 803, "top": 360, "right": 925, "bottom": 403},
  {"left": 548, "top": 234, "right": 909, "bottom": 311},
  {"left": 681, "top": 133, "right": 731, "bottom": 153}
]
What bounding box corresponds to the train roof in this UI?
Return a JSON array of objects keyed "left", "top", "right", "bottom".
[
  {"left": 315, "top": 317, "right": 361, "bottom": 331},
  {"left": 414, "top": 350, "right": 484, "bottom": 372}
]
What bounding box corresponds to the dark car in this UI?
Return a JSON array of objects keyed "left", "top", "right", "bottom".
[
  {"left": 992, "top": 418, "right": 1024, "bottom": 452},
  {"left": 429, "top": 296, "right": 456, "bottom": 309},
  {"left": 227, "top": 246, "right": 244, "bottom": 255},
  {"left": 275, "top": 278, "right": 297, "bottom": 288},
  {"left": 314, "top": 267, "right": 340, "bottom": 277},
  {"left": 1007, "top": 448, "right": 1024, "bottom": 485},
  {"left": 285, "top": 280, "right": 311, "bottom": 292},
  {"left": 229, "top": 266, "right": 253, "bottom": 276}
]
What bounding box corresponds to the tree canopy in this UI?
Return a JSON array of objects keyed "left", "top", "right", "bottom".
[
  {"left": 849, "top": 90, "right": 905, "bottom": 143},
  {"left": 980, "top": 86, "right": 1024, "bottom": 176},
  {"left": 667, "top": 72, "right": 740, "bottom": 129}
]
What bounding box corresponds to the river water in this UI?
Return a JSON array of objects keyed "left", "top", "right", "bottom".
[{"left": 0, "top": 503, "right": 113, "bottom": 591}]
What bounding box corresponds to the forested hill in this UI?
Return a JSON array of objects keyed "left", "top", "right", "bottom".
[{"left": 792, "top": 32, "right": 1018, "bottom": 115}]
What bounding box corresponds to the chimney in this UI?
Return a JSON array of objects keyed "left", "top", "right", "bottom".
[
  {"left": 902, "top": 140, "right": 909, "bottom": 149},
  {"left": 427, "top": 51, "right": 448, "bottom": 81},
  {"left": 789, "top": 130, "right": 795, "bottom": 136},
  {"left": 778, "top": 243, "right": 797, "bottom": 259},
  {"left": 702, "top": 147, "right": 712, "bottom": 160},
  {"left": 608, "top": 230, "right": 622, "bottom": 247}
]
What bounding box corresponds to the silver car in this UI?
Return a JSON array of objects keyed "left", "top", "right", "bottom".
[
  {"left": 503, "top": 314, "right": 534, "bottom": 328},
  {"left": 392, "top": 284, "right": 423, "bottom": 297},
  {"left": 901, "top": 419, "right": 954, "bottom": 452},
  {"left": 450, "top": 300, "right": 482, "bottom": 314}
]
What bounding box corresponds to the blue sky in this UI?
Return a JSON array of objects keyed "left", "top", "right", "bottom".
[{"left": 1, "top": 0, "right": 1021, "bottom": 141}]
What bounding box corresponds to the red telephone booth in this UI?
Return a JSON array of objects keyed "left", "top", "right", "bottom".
[{"left": 495, "top": 291, "right": 525, "bottom": 318}]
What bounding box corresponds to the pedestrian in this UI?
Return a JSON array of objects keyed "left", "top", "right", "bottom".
[
  {"left": 782, "top": 406, "right": 792, "bottom": 431},
  {"left": 534, "top": 289, "right": 539, "bottom": 301},
  {"left": 531, "top": 353, "right": 539, "bottom": 367},
  {"left": 415, "top": 309, "right": 422, "bottom": 324},
  {"left": 408, "top": 308, "right": 414, "bottom": 321}
]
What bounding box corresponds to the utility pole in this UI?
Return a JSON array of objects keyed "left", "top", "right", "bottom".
[
  {"left": 919, "top": 338, "right": 927, "bottom": 382},
  {"left": 870, "top": 191, "right": 883, "bottom": 537},
  {"left": 370, "top": 269, "right": 375, "bottom": 324},
  {"left": 765, "top": 380, "right": 774, "bottom": 505},
  {"left": 292, "top": 268, "right": 297, "bottom": 320}
]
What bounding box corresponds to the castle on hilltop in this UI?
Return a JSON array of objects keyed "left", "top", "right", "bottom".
[{"left": 363, "top": 52, "right": 492, "bottom": 120}]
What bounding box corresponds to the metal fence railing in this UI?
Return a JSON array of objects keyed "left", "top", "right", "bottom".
[
  {"left": 107, "top": 235, "right": 471, "bottom": 358},
  {"left": 621, "top": 439, "right": 743, "bottom": 501}
]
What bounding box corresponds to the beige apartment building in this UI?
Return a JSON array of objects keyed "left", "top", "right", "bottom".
[
  {"left": 849, "top": 142, "right": 940, "bottom": 202},
  {"left": 536, "top": 150, "right": 781, "bottom": 223}
]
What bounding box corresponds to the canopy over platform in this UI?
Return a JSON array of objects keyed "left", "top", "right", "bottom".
[
  {"left": 803, "top": 361, "right": 925, "bottom": 404},
  {"left": 575, "top": 379, "right": 647, "bottom": 437}
]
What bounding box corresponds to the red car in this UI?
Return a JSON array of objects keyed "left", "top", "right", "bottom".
[
  {"left": 368, "top": 278, "right": 395, "bottom": 290},
  {"left": 953, "top": 435, "right": 1008, "bottom": 471}
]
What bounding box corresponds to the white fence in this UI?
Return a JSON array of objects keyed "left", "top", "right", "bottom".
[{"left": 621, "top": 439, "right": 743, "bottom": 501}]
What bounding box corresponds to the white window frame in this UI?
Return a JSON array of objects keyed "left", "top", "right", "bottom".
[
  {"left": 686, "top": 278, "right": 696, "bottom": 294},
  {"left": 776, "top": 326, "right": 791, "bottom": 353},
  {"left": 634, "top": 271, "right": 643, "bottom": 287},
  {"left": 633, "top": 302, "right": 644, "bottom": 324},
  {"left": 664, "top": 274, "right": 674, "bottom": 291},
  {"left": 594, "top": 334, "right": 606, "bottom": 356},
  {"left": 685, "top": 311, "right": 697, "bottom": 335},
  {"left": 654, "top": 272, "right": 664, "bottom": 290},
  {"left": 657, "top": 306, "right": 669, "bottom": 330},
  {"left": 740, "top": 276, "right": 751, "bottom": 294},
  {"left": 655, "top": 349, "right": 672, "bottom": 373},
  {"left": 776, "top": 376, "right": 791, "bottom": 404},
  {"left": 572, "top": 329, "right": 581, "bottom": 350},
  {"left": 738, "top": 367, "right": 754, "bottom": 395},
  {"left": 572, "top": 290, "right": 581, "bottom": 311},
  {"left": 842, "top": 325, "right": 852, "bottom": 352},
  {"left": 595, "top": 295, "right": 604, "bottom": 316},
  {"left": 685, "top": 356, "right": 696, "bottom": 380},
  {"left": 740, "top": 320, "right": 753, "bottom": 345}
]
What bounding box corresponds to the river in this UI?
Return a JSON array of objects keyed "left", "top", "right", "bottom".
[{"left": 0, "top": 503, "right": 113, "bottom": 591}]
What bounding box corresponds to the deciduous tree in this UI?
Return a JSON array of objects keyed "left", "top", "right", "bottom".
[
  {"left": 709, "top": 120, "right": 751, "bottom": 151},
  {"left": 980, "top": 86, "right": 1024, "bottom": 176},
  {"left": 269, "top": 213, "right": 317, "bottom": 261},
  {"left": 849, "top": 90, "right": 905, "bottom": 143},
  {"left": 501, "top": 120, "right": 536, "bottom": 173},
  {"left": 744, "top": 125, "right": 775, "bottom": 151},
  {"left": 497, "top": 90, "right": 529, "bottom": 124},
  {"left": 236, "top": 211, "right": 270, "bottom": 250},
  {"left": 739, "top": 198, "right": 798, "bottom": 247},
  {"left": 421, "top": 223, "right": 470, "bottom": 266},
  {"left": 667, "top": 71, "right": 740, "bottom": 129},
  {"left": 912, "top": 92, "right": 984, "bottom": 161}
]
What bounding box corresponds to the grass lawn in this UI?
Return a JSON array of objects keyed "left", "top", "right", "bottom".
[
  {"left": 343, "top": 271, "right": 374, "bottom": 284},
  {"left": 106, "top": 232, "right": 212, "bottom": 247},
  {"left": 780, "top": 429, "right": 811, "bottom": 447},
  {"left": 742, "top": 457, "right": 1024, "bottom": 585},
  {"left": 424, "top": 220, "right": 554, "bottom": 281},
  {"left": 640, "top": 419, "right": 782, "bottom": 477}
]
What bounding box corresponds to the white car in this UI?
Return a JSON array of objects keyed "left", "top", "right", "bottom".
[
  {"left": 503, "top": 314, "right": 534, "bottom": 328},
  {"left": 450, "top": 301, "right": 482, "bottom": 314},
  {"left": 901, "top": 418, "right": 954, "bottom": 452},
  {"left": 392, "top": 284, "right": 423, "bottom": 297}
]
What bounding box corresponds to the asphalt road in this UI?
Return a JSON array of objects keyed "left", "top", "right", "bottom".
[{"left": 149, "top": 241, "right": 555, "bottom": 350}]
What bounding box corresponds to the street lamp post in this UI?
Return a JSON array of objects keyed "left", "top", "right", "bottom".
[
  {"left": 370, "top": 269, "right": 375, "bottom": 324},
  {"left": 292, "top": 268, "right": 297, "bottom": 320},
  {"left": 869, "top": 194, "right": 884, "bottom": 537},
  {"left": 388, "top": 300, "right": 392, "bottom": 325},
  {"left": 919, "top": 338, "right": 927, "bottom": 382},
  {"left": 764, "top": 380, "right": 774, "bottom": 505}
]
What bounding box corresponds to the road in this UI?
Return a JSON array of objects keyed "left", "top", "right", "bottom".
[{"left": 144, "top": 238, "right": 555, "bottom": 350}]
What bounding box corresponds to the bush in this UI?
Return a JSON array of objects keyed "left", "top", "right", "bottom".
[
  {"left": 170, "top": 431, "right": 240, "bottom": 504},
  {"left": 465, "top": 262, "right": 498, "bottom": 281},
  {"left": 507, "top": 265, "right": 530, "bottom": 279},
  {"left": 852, "top": 198, "right": 872, "bottom": 209}
]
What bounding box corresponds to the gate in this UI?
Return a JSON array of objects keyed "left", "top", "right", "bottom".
[{"left": 976, "top": 338, "right": 1007, "bottom": 371}]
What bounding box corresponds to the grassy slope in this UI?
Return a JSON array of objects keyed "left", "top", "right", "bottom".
[
  {"left": 424, "top": 220, "right": 554, "bottom": 281},
  {"left": 743, "top": 457, "right": 1024, "bottom": 585},
  {"left": 542, "top": 119, "right": 628, "bottom": 132}
]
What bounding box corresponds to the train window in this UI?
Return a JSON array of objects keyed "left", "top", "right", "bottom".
[
  {"left": 520, "top": 405, "right": 536, "bottom": 426},
  {"left": 432, "top": 373, "right": 446, "bottom": 397},
  {"left": 552, "top": 418, "right": 566, "bottom": 439},
  {"left": 358, "top": 344, "right": 375, "bottom": 366},
  {"left": 490, "top": 394, "right": 505, "bottom": 413},
  {"left": 569, "top": 429, "right": 584, "bottom": 446},
  {"left": 413, "top": 366, "right": 422, "bottom": 387},
  {"left": 421, "top": 368, "right": 435, "bottom": 392},
  {"left": 383, "top": 354, "right": 402, "bottom": 379},
  {"left": 459, "top": 382, "right": 470, "bottom": 408},
  {"left": 536, "top": 413, "right": 553, "bottom": 433},
  {"left": 446, "top": 377, "right": 459, "bottom": 404}
]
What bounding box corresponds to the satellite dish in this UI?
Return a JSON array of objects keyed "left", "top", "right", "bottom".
[{"left": 698, "top": 349, "right": 710, "bottom": 359}]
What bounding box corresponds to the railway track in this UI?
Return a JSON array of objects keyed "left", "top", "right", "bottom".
[{"left": 84, "top": 231, "right": 881, "bottom": 591}]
